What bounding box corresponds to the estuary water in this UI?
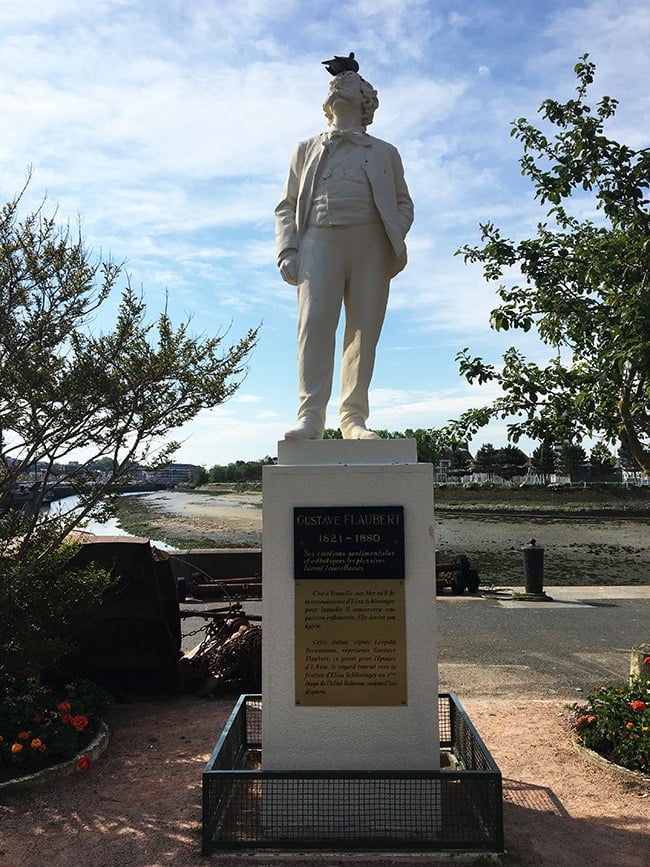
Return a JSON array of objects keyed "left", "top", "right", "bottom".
[{"left": 52, "top": 493, "right": 174, "bottom": 550}]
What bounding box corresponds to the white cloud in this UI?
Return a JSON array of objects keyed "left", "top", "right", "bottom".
[{"left": 2, "top": 0, "right": 647, "bottom": 465}]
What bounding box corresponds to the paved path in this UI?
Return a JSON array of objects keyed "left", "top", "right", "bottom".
[
  {"left": 181, "top": 585, "right": 650, "bottom": 701},
  {"left": 436, "top": 585, "right": 650, "bottom": 699}
]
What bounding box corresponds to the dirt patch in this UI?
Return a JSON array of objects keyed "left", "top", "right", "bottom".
[
  {"left": 2, "top": 492, "right": 648, "bottom": 865},
  {"left": 1, "top": 696, "right": 648, "bottom": 867},
  {"left": 435, "top": 512, "right": 650, "bottom": 586},
  {"left": 117, "top": 491, "right": 264, "bottom": 549}
]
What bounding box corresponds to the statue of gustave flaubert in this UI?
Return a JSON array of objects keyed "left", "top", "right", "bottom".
[{"left": 275, "top": 53, "right": 413, "bottom": 440}]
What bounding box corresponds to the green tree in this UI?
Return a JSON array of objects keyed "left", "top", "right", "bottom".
[
  {"left": 208, "top": 456, "right": 272, "bottom": 483},
  {"left": 473, "top": 443, "right": 498, "bottom": 480},
  {"left": 0, "top": 185, "right": 258, "bottom": 684},
  {"left": 531, "top": 440, "right": 556, "bottom": 483},
  {"left": 403, "top": 428, "right": 446, "bottom": 465},
  {"left": 587, "top": 442, "right": 618, "bottom": 482},
  {"left": 589, "top": 443, "right": 616, "bottom": 470},
  {"left": 0, "top": 516, "right": 110, "bottom": 687},
  {"left": 0, "top": 185, "right": 258, "bottom": 543},
  {"left": 494, "top": 445, "right": 529, "bottom": 482},
  {"left": 452, "top": 56, "right": 650, "bottom": 477},
  {"left": 192, "top": 466, "right": 209, "bottom": 487},
  {"left": 446, "top": 446, "right": 471, "bottom": 483},
  {"left": 557, "top": 443, "right": 588, "bottom": 481}
]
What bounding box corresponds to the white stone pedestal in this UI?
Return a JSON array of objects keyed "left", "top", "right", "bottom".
[{"left": 262, "top": 439, "right": 438, "bottom": 772}]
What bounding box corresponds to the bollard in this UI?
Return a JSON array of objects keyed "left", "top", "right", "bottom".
[{"left": 522, "top": 538, "right": 545, "bottom": 595}]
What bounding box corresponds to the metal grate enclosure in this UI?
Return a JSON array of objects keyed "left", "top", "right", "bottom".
[{"left": 202, "top": 694, "right": 503, "bottom": 855}]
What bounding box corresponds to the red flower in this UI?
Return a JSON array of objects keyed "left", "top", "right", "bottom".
[
  {"left": 71, "top": 715, "right": 89, "bottom": 732},
  {"left": 76, "top": 755, "right": 92, "bottom": 772},
  {"left": 631, "top": 700, "right": 647, "bottom": 712},
  {"left": 57, "top": 701, "right": 71, "bottom": 712},
  {"left": 62, "top": 714, "right": 73, "bottom": 724},
  {"left": 643, "top": 656, "right": 650, "bottom": 666},
  {"left": 33, "top": 713, "right": 44, "bottom": 724}
]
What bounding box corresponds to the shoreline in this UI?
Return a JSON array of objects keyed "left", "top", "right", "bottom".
[
  {"left": 112, "top": 489, "right": 650, "bottom": 586},
  {"left": 115, "top": 489, "right": 263, "bottom": 550}
]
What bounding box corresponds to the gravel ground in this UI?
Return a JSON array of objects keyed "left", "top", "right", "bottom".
[{"left": 2, "top": 491, "right": 649, "bottom": 866}]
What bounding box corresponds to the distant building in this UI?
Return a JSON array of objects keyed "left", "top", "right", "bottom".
[
  {"left": 147, "top": 463, "right": 199, "bottom": 486},
  {"left": 435, "top": 445, "right": 474, "bottom": 484}
]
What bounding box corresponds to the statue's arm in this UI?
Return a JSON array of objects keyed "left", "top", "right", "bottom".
[{"left": 274, "top": 143, "right": 306, "bottom": 284}]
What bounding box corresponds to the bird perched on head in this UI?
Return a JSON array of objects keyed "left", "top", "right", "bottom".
[{"left": 321, "top": 52, "right": 359, "bottom": 76}]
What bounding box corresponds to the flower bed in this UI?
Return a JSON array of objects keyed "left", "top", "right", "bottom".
[
  {"left": 0, "top": 678, "right": 111, "bottom": 784},
  {"left": 0, "top": 721, "right": 109, "bottom": 793},
  {"left": 569, "top": 671, "right": 650, "bottom": 774}
]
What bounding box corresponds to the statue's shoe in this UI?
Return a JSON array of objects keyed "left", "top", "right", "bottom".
[
  {"left": 342, "top": 424, "right": 380, "bottom": 440},
  {"left": 284, "top": 419, "right": 324, "bottom": 440}
]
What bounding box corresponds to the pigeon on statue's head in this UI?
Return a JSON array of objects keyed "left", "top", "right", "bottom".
[{"left": 321, "top": 52, "right": 359, "bottom": 76}]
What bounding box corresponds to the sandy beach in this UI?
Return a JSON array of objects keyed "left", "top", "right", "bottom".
[{"left": 119, "top": 490, "right": 264, "bottom": 549}]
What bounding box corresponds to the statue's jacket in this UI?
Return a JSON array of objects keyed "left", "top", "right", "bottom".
[{"left": 275, "top": 132, "right": 414, "bottom": 279}]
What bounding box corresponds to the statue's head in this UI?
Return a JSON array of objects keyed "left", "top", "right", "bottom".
[{"left": 322, "top": 71, "right": 379, "bottom": 127}]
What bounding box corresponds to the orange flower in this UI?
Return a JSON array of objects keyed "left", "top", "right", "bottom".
[
  {"left": 30, "top": 738, "right": 43, "bottom": 750},
  {"left": 17, "top": 731, "right": 30, "bottom": 740},
  {"left": 38, "top": 744, "right": 47, "bottom": 753},
  {"left": 625, "top": 721, "right": 634, "bottom": 730},
  {"left": 587, "top": 715, "right": 596, "bottom": 724},
  {"left": 11, "top": 743, "right": 23, "bottom": 754},
  {"left": 576, "top": 715, "right": 587, "bottom": 725}
]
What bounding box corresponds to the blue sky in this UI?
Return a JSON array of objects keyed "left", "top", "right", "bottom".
[{"left": 1, "top": 0, "right": 648, "bottom": 466}]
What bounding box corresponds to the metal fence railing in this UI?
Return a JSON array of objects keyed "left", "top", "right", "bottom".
[{"left": 202, "top": 693, "right": 503, "bottom": 855}]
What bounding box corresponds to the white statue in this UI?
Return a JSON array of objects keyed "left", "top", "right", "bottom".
[{"left": 275, "top": 56, "right": 414, "bottom": 440}]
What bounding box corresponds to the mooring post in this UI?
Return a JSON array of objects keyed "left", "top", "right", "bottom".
[{"left": 522, "top": 538, "right": 546, "bottom": 597}]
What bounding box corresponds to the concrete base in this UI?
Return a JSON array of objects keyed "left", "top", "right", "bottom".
[
  {"left": 260, "top": 779, "right": 442, "bottom": 839},
  {"left": 512, "top": 591, "right": 554, "bottom": 602},
  {"left": 262, "top": 438, "right": 438, "bottom": 772}
]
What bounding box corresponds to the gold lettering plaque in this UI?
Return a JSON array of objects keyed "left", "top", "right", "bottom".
[{"left": 295, "top": 579, "right": 407, "bottom": 706}]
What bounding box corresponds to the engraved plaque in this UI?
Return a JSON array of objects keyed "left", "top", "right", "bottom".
[{"left": 294, "top": 506, "right": 404, "bottom": 580}]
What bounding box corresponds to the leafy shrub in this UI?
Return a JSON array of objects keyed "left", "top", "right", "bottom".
[
  {"left": 569, "top": 676, "right": 650, "bottom": 772},
  {"left": 0, "top": 515, "right": 111, "bottom": 692}
]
